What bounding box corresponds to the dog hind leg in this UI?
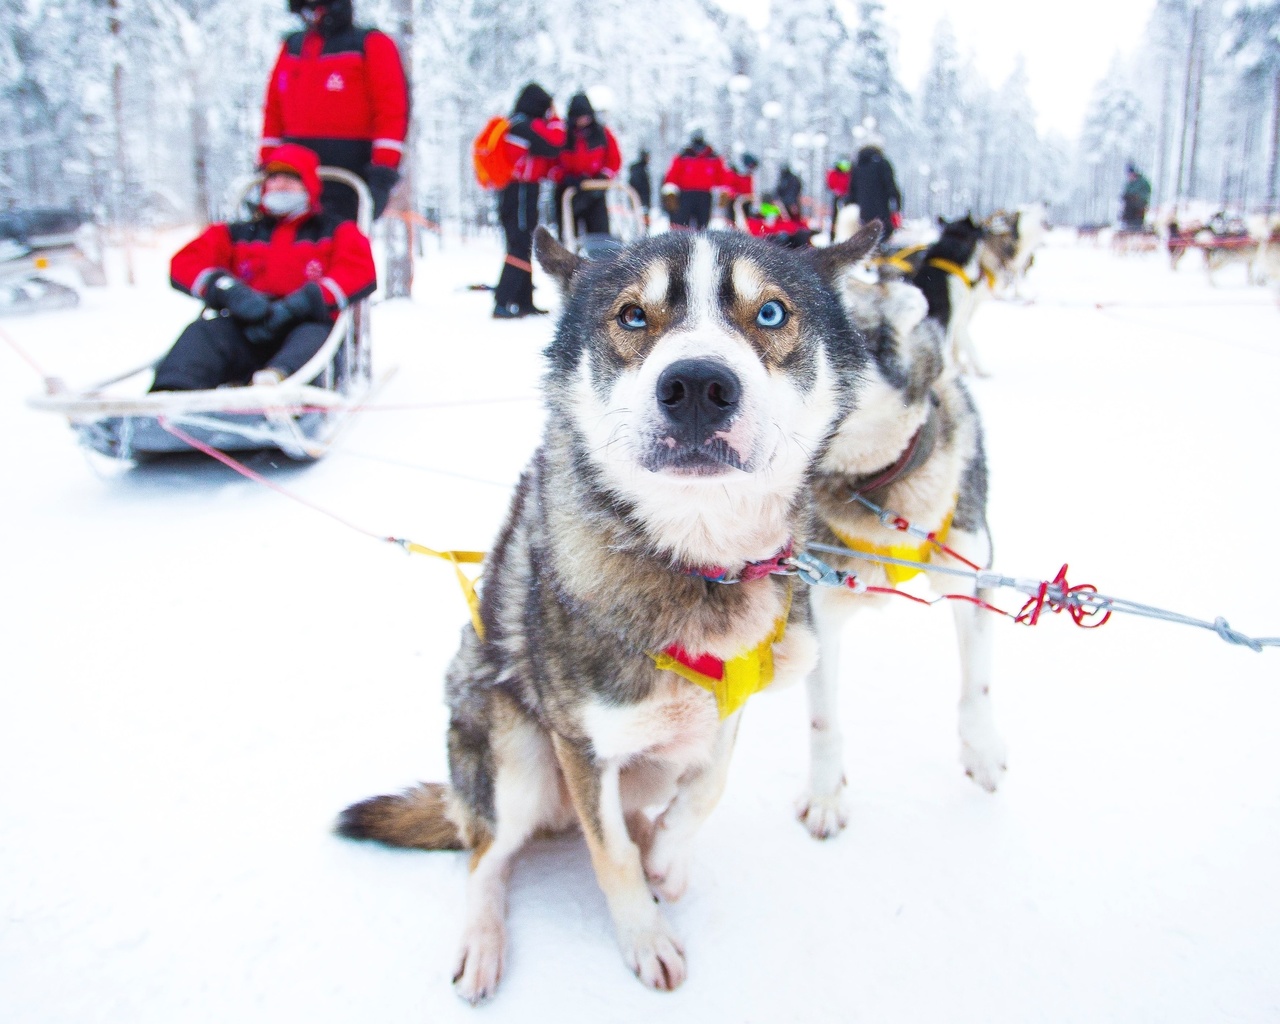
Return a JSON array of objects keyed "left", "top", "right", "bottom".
[
  {"left": 798, "top": 588, "right": 852, "bottom": 839},
  {"left": 938, "top": 528, "right": 1007, "bottom": 792},
  {"left": 643, "top": 712, "right": 743, "bottom": 901},
  {"left": 551, "top": 733, "right": 687, "bottom": 991}
]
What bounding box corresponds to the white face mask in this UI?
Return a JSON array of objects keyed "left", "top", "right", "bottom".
[{"left": 261, "top": 190, "right": 310, "bottom": 219}]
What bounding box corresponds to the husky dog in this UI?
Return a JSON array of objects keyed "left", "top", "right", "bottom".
[
  {"left": 338, "top": 224, "right": 882, "bottom": 1002},
  {"left": 799, "top": 275, "right": 1006, "bottom": 839},
  {"left": 912, "top": 215, "right": 995, "bottom": 377}
]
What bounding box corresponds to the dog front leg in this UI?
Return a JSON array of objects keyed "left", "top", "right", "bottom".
[
  {"left": 940, "top": 528, "right": 1007, "bottom": 792},
  {"left": 551, "top": 733, "right": 687, "bottom": 991},
  {"left": 798, "top": 587, "right": 851, "bottom": 839},
  {"left": 644, "top": 711, "right": 743, "bottom": 902}
]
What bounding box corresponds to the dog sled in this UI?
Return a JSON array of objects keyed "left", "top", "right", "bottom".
[
  {"left": 28, "top": 168, "right": 374, "bottom": 462},
  {"left": 558, "top": 179, "right": 647, "bottom": 259},
  {"left": 0, "top": 208, "right": 106, "bottom": 315}
]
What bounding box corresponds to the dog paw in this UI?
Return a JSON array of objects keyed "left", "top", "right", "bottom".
[
  {"left": 617, "top": 917, "right": 687, "bottom": 991},
  {"left": 796, "top": 789, "right": 849, "bottom": 840},
  {"left": 959, "top": 717, "right": 1007, "bottom": 793},
  {"left": 452, "top": 925, "right": 504, "bottom": 1005},
  {"left": 644, "top": 839, "right": 691, "bottom": 903}
]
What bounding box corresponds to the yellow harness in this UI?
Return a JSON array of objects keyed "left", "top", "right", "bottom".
[
  {"left": 873, "top": 243, "right": 929, "bottom": 275},
  {"left": 649, "top": 588, "right": 793, "bottom": 719},
  {"left": 926, "top": 257, "right": 996, "bottom": 290},
  {"left": 831, "top": 503, "right": 956, "bottom": 586}
]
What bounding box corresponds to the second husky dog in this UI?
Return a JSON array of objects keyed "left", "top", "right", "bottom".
[
  {"left": 799, "top": 275, "right": 1007, "bottom": 840},
  {"left": 339, "top": 224, "right": 882, "bottom": 1002}
]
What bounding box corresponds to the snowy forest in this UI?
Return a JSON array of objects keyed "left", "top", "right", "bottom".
[{"left": 1, "top": 0, "right": 1278, "bottom": 229}]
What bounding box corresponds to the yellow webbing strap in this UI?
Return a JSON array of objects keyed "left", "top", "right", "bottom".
[
  {"left": 927, "top": 258, "right": 995, "bottom": 290},
  {"left": 396, "top": 541, "right": 487, "bottom": 640},
  {"left": 873, "top": 243, "right": 928, "bottom": 275},
  {"left": 832, "top": 503, "right": 956, "bottom": 586},
  {"left": 649, "top": 587, "right": 793, "bottom": 719}
]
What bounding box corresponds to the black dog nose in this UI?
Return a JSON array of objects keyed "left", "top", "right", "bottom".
[{"left": 656, "top": 358, "right": 741, "bottom": 437}]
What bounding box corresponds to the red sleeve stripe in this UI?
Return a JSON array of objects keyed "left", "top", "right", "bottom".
[{"left": 372, "top": 139, "right": 404, "bottom": 152}]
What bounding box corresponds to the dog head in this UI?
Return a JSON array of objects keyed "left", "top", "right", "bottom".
[{"left": 534, "top": 224, "right": 879, "bottom": 563}]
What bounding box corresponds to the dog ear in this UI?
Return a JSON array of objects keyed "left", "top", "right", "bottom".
[
  {"left": 811, "top": 219, "right": 882, "bottom": 278},
  {"left": 534, "top": 226, "right": 582, "bottom": 291}
]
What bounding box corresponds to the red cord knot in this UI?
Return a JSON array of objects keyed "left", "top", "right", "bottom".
[{"left": 1015, "top": 564, "right": 1112, "bottom": 630}]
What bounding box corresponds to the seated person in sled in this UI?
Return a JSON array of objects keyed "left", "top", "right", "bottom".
[
  {"left": 742, "top": 195, "right": 817, "bottom": 249},
  {"left": 151, "top": 144, "right": 376, "bottom": 392}
]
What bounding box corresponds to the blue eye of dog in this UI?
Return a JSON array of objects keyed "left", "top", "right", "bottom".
[
  {"left": 617, "top": 304, "right": 647, "bottom": 330},
  {"left": 756, "top": 300, "right": 787, "bottom": 328}
]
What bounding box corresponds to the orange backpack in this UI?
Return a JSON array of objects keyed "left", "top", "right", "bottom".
[{"left": 472, "top": 116, "right": 517, "bottom": 190}]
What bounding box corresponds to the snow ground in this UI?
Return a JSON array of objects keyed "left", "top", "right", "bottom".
[{"left": 1, "top": 229, "right": 1278, "bottom": 1023}]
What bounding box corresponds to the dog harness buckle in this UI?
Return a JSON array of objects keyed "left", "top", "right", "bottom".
[{"left": 783, "top": 552, "right": 866, "bottom": 593}]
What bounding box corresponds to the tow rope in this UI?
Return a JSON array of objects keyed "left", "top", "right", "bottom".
[{"left": 154, "top": 421, "right": 1278, "bottom": 656}]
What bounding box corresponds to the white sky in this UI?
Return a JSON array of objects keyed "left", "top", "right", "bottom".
[{"left": 714, "top": 0, "right": 1160, "bottom": 138}]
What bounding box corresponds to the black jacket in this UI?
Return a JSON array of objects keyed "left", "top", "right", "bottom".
[
  {"left": 845, "top": 147, "right": 902, "bottom": 226},
  {"left": 629, "top": 159, "right": 651, "bottom": 208}
]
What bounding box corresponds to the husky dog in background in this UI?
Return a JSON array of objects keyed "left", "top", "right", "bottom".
[
  {"left": 339, "top": 224, "right": 883, "bottom": 1002},
  {"left": 799, "top": 275, "right": 1006, "bottom": 839},
  {"left": 912, "top": 215, "right": 995, "bottom": 377}
]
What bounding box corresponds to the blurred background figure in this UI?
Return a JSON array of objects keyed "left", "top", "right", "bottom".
[
  {"left": 260, "top": 0, "right": 410, "bottom": 221},
  {"left": 826, "top": 159, "right": 851, "bottom": 241},
  {"left": 628, "top": 149, "right": 652, "bottom": 226},
  {"left": 492, "top": 83, "right": 564, "bottom": 319},
  {"left": 845, "top": 133, "right": 902, "bottom": 234},
  {"left": 1120, "top": 163, "right": 1152, "bottom": 231},
  {"left": 776, "top": 163, "right": 802, "bottom": 222},
  {"left": 552, "top": 92, "right": 621, "bottom": 244},
  {"left": 662, "top": 129, "right": 727, "bottom": 230}
]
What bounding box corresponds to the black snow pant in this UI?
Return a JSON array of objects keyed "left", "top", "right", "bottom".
[
  {"left": 150, "top": 313, "right": 330, "bottom": 391},
  {"left": 494, "top": 181, "right": 540, "bottom": 313},
  {"left": 671, "top": 190, "right": 713, "bottom": 230}
]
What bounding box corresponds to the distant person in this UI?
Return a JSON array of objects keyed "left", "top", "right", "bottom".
[
  {"left": 662, "top": 129, "right": 727, "bottom": 229},
  {"left": 552, "top": 92, "right": 621, "bottom": 243},
  {"left": 1120, "top": 163, "right": 1152, "bottom": 232},
  {"left": 152, "top": 145, "right": 376, "bottom": 391},
  {"left": 826, "top": 159, "right": 851, "bottom": 241},
  {"left": 260, "top": 0, "right": 410, "bottom": 221},
  {"left": 628, "top": 149, "right": 652, "bottom": 223},
  {"left": 492, "top": 83, "right": 564, "bottom": 319},
  {"left": 776, "top": 164, "right": 802, "bottom": 221},
  {"left": 845, "top": 137, "right": 902, "bottom": 233}
]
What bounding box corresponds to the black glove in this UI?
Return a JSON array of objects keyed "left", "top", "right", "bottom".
[
  {"left": 243, "top": 283, "right": 329, "bottom": 346},
  {"left": 204, "top": 273, "right": 271, "bottom": 323},
  {"left": 363, "top": 164, "right": 400, "bottom": 219}
]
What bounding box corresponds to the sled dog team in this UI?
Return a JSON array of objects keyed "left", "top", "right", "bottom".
[{"left": 339, "top": 223, "right": 1007, "bottom": 1003}]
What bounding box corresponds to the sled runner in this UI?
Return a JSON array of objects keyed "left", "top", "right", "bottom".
[
  {"left": 558, "top": 179, "right": 646, "bottom": 260},
  {"left": 28, "top": 168, "right": 374, "bottom": 462},
  {"left": 0, "top": 209, "right": 106, "bottom": 315}
]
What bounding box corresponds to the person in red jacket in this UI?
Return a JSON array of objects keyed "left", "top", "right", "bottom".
[
  {"left": 493, "top": 83, "right": 565, "bottom": 319},
  {"left": 826, "top": 159, "right": 851, "bottom": 241},
  {"left": 662, "top": 130, "right": 727, "bottom": 230},
  {"left": 260, "top": 0, "right": 409, "bottom": 221},
  {"left": 551, "top": 92, "right": 622, "bottom": 244},
  {"left": 151, "top": 145, "right": 377, "bottom": 391}
]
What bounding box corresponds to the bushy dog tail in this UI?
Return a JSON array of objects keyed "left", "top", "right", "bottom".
[{"left": 335, "top": 782, "right": 465, "bottom": 851}]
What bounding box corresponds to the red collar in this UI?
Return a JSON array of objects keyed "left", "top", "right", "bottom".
[{"left": 682, "top": 540, "right": 794, "bottom": 584}]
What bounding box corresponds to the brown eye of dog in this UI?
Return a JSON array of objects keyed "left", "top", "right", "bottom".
[{"left": 617, "top": 304, "right": 647, "bottom": 330}]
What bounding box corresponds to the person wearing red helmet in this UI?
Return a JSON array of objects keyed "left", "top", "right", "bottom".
[
  {"left": 152, "top": 145, "right": 376, "bottom": 391},
  {"left": 260, "top": 0, "right": 410, "bottom": 220}
]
